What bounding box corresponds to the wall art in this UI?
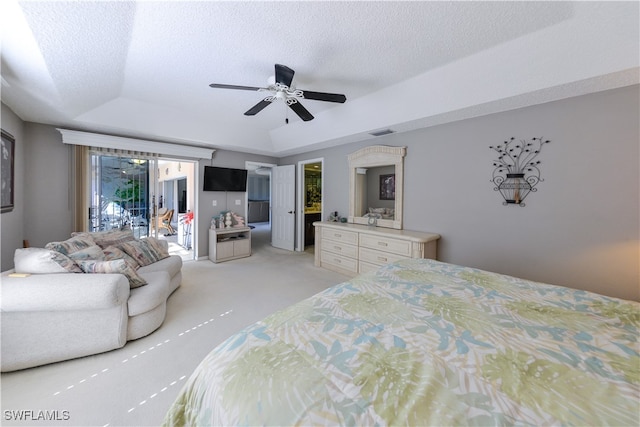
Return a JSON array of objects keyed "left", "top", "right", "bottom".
[
  {"left": 379, "top": 173, "right": 395, "bottom": 200},
  {"left": 490, "top": 137, "right": 550, "bottom": 206},
  {"left": 1, "top": 129, "right": 15, "bottom": 213}
]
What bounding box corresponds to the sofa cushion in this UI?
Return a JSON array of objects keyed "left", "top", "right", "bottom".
[
  {"left": 137, "top": 255, "right": 182, "bottom": 279},
  {"left": 45, "top": 235, "right": 95, "bottom": 256},
  {"left": 77, "top": 259, "right": 147, "bottom": 289},
  {"left": 72, "top": 229, "right": 135, "bottom": 249},
  {"left": 128, "top": 271, "right": 170, "bottom": 316},
  {"left": 1, "top": 273, "right": 130, "bottom": 312},
  {"left": 14, "top": 248, "right": 70, "bottom": 274},
  {"left": 120, "top": 237, "right": 169, "bottom": 267}
]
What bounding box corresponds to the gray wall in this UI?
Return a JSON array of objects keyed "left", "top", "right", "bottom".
[
  {"left": 23, "top": 123, "right": 75, "bottom": 247},
  {"left": 0, "top": 114, "right": 72, "bottom": 271},
  {"left": 0, "top": 115, "right": 277, "bottom": 267},
  {"left": 1, "top": 104, "right": 25, "bottom": 271},
  {"left": 0, "top": 119, "right": 76, "bottom": 270},
  {"left": 196, "top": 150, "right": 277, "bottom": 256},
  {"left": 248, "top": 174, "right": 270, "bottom": 201},
  {"left": 281, "top": 85, "right": 640, "bottom": 301},
  {"left": 3, "top": 85, "right": 638, "bottom": 300}
]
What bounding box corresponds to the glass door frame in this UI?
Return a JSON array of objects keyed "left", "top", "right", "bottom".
[{"left": 88, "top": 153, "right": 157, "bottom": 240}]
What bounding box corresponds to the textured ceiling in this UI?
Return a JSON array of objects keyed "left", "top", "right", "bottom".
[{"left": 1, "top": 1, "right": 638, "bottom": 157}]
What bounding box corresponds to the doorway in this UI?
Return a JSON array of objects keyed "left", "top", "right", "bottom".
[
  {"left": 296, "top": 158, "right": 323, "bottom": 252},
  {"left": 156, "top": 160, "right": 196, "bottom": 261},
  {"left": 246, "top": 161, "right": 275, "bottom": 228}
]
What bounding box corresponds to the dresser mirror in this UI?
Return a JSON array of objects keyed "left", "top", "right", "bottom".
[{"left": 348, "top": 145, "right": 406, "bottom": 230}]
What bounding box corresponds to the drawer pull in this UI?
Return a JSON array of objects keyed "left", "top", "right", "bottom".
[
  {"left": 334, "top": 233, "right": 342, "bottom": 238},
  {"left": 334, "top": 258, "right": 341, "bottom": 263},
  {"left": 334, "top": 246, "right": 342, "bottom": 251},
  {"left": 378, "top": 256, "right": 388, "bottom": 262},
  {"left": 378, "top": 242, "right": 388, "bottom": 247}
]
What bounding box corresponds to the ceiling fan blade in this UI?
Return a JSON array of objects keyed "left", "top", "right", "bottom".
[
  {"left": 209, "top": 83, "right": 263, "bottom": 91},
  {"left": 288, "top": 101, "right": 314, "bottom": 121},
  {"left": 301, "top": 90, "right": 347, "bottom": 103},
  {"left": 244, "top": 99, "right": 272, "bottom": 116},
  {"left": 275, "top": 64, "right": 295, "bottom": 87}
]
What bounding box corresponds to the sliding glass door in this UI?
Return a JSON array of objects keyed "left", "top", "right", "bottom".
[
  {"left": 84, "top": 153, "right": 195, "bottom": 259},
  {"left": 89, "top": 154, "right": 157, "bottom": 239}
]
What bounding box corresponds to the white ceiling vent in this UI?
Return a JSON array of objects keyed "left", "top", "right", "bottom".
[{"left": 369, "top": 129, "right": 395, "bottom": 137}]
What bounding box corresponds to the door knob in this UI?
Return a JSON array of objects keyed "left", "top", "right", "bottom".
[{"left": 288, "top": 210, "right": 295, "bottom": 214}]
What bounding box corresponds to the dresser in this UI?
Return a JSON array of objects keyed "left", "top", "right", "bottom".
[{"left": 314, "top": 221, "right": 440, "bottom": 276}]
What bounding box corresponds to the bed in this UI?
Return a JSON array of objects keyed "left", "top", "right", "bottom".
[{"left": 164, "top": 259, "right": 639, "bottom": 426}]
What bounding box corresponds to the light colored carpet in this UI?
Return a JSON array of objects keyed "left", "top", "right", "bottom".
[{"left": 1, "top": 224, "right": 348, "bottom": 426}]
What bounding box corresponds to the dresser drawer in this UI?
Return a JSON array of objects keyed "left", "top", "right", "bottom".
[
  {"left": 322, "top": 240, "right": 358, "bottom": 258},
  {"left": 359, "top": 247, "right": 407, "bottom": 266},
  {"left": 320, "top": 250, "right": 358, "bottom": 273},
  {"left": 321, "top": 228, "right": 358, "bottom": 245},
  {"left": 359, "top": 234, "right": 411, "bottom": 256},
  {"left": 358, "top": 260, "right": 381, "bottom": 275}
]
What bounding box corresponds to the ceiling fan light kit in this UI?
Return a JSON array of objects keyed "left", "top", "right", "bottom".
[{"left": 209, "top": 64, "right": 346, "bottom": 122}]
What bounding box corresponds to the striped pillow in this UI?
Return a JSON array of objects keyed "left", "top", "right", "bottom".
[
  {"left": 45, "top": 235, "right": 95, "bottom": 256},
  {"left": 76, "top": 259, "right": 147, "bottom": 288},
  {"left": 72, "top": 229, "right": 135, "bottom": 249},
  {"left": 103, "top": 245, "right": 140, "bottom": 268},
  {"left": 68, "top": 245, "right": 105, "bottom": 262},
  {"left": 120, "top": 237, "right": 169, "bottom": 267},
  {"left": 49, "top": 251, "right": 83, "bottom": 273}
]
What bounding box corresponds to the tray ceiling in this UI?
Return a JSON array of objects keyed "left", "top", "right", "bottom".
[{"left": 1, "top": 1, "right": 638, "bottom": 157}]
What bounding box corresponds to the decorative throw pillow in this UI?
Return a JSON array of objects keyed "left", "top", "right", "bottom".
[
  {"left": 76, "top": 259, "right": 147, "bottom": 288},
  {"left": 120, "top": 237, "right": 169, "bottom": 267},
  {"left": 50, "top": 251, "right": 84, "bottom": 273},
  {"left": 369, "top": 207, "right": 386, "bottom": 214},
  {"left": 68, "top": 245, "right": 105, "bottom": 262},
  {"left": 72, "top": 229, "right": 135, "bottom": 249},
  {"left": 103, "top": 245, "right": 139, "bottom": 268},
  {"left": 14, "top": 248, "right": 70, "bottom": 274},
  {"left": 146, "top": 237, "right": 169, "bottom": 256},
  {"left": 45, "top": 235, "right": 96, "bottom": 256}
]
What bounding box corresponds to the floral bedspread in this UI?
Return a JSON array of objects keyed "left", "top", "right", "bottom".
[{"left": 164, "top": 259, "right": 639, "bottom": 426}]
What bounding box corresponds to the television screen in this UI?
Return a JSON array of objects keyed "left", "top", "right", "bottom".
[{"left": 203, "top": 166, "right": 248, "bottom": 192}]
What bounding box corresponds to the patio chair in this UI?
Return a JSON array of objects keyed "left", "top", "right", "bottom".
[{"left": 154, "top": 208, "right": 175, "bottom": 235}]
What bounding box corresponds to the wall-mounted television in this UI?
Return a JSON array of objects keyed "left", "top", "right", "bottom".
[{"left": 203, "top": 166, "right": 248, "bottom": 192}]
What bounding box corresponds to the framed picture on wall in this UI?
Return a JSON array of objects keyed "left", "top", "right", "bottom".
[
  {"left": 1, "top": 129, "right": 15, "bottom": 213},
  {"left": 379, "top": 173, "right": 395, "bottom": 200}
]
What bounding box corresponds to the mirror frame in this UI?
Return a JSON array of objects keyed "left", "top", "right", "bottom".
[{"left": 348, "top": 145, "right": 406, "bottom": 230}]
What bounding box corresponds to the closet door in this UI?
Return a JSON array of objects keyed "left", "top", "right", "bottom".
[{"left": 271, "top": 165, "right": 295, "bottom": 251}]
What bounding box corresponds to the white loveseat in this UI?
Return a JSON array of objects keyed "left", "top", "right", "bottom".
[{"left": 1, "top": 230, "right": 182, "bottom": 372}]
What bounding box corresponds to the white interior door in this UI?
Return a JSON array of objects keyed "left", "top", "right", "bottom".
[{"left": 271, "top": 165, "right": 295, "bottom": 251}]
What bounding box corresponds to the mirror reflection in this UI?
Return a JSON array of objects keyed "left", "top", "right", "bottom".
[
  {"left": 355, "top": 165, "right": 396, "bottom": 220},
  {"left": 348, "top": 145, "right": 406, "bottom": 230}
]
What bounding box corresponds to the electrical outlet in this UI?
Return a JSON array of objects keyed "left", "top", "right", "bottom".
[
  {"left": 235, "top": 200, "right": 241, "bottom": 205},
  {"left": 212, "top": 200, "right": 217, "bottom": 206}
]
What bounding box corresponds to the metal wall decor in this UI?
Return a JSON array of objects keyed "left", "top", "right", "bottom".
[{"left": 490, "top": 137, "right": 550, "bottom": 206}]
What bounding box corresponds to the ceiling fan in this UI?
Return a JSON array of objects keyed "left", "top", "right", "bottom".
[{"left": 209, "top": 64, "right": 346, "bottom": 122}]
